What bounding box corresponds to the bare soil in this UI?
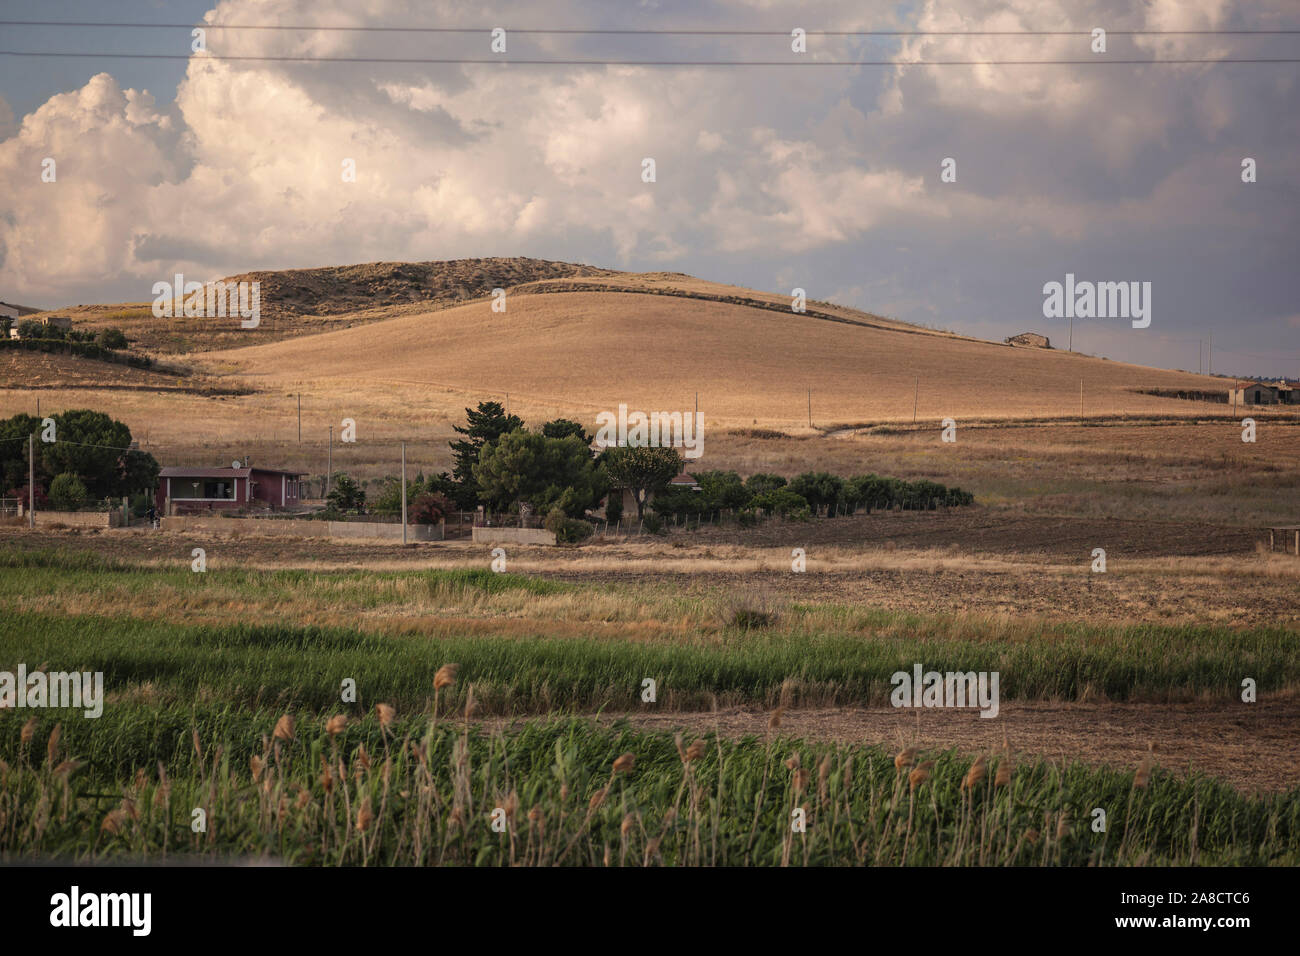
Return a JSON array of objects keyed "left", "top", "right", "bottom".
[{"left": 568, "top": 697, "right": 1300, "bottom": 794}]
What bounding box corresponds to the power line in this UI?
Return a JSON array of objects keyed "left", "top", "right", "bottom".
[
  {"left": 0, "top": 435, "right": 138, "bottom": 451},
  {"left": 2, "top": 22, "right": 1299, "bottom": 35},
  {"left": 3, "top": 51, "right": 1299, "bottom": 65}
]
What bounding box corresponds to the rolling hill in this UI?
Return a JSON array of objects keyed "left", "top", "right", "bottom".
[
  {"left": 5, "top": 260, "right": 1285, "bottom": 478},
  {"left": 194, "top": 282, "right": 1238, "bottom": 427}
]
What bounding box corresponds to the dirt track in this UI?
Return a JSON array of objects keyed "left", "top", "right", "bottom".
[
  {"left": 679, "top": 510, "right": 1263, "bottom": 557},
  {"left": 566, "top": 697, "right": 1300, "bottom": 794}
]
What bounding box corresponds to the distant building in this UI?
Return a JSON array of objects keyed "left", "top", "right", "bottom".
[
  {"left": 9, "top": 314, "right": 71, "bottom": 337},
  {"left": 0, "top": 301, "right": 41, "bottom": 320},
  {"left": 1231, "top": 381, "right": 1297, "bottom": 406},
  {"left": 1006, "top": 331, "right": 1051, "bottom": 349},
  {"left": 156, "top": 464, "right": 308, "bottom": 513}
]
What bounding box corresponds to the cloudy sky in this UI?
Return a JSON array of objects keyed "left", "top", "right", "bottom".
[{"left": 1, "top": 0, "right": 1298, "bottom": 377}]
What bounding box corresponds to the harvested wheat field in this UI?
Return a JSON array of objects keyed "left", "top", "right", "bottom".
[{"left": 196, "top": 288, "right": 1239, "bottom": 427}]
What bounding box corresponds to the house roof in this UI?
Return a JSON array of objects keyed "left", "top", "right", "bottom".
[
  {"left": 159, "top": 466, "right": 307, "bottom": 479},
  {"left": 0, "top": 301, "right": 41, "bottom": 315},
  {"left": 669, "top": 473, "right": 700, "bottom": 487}
]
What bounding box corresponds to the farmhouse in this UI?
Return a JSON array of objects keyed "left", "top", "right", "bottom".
[
  {"left": 156, "top": 463, "right": 308, "bottom": 514},
  {"left": 1231, "top": 380, "right": 1297, "bottom": 406}
]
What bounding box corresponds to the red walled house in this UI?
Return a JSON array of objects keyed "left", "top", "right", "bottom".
[{"left": 157, "top": 465, "right": 308, "bottom": 513}]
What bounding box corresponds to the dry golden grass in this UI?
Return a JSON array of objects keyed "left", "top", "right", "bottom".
[
  {"left": 5, "top": 272, "right": 1295, "bottom": 537},
  {"left": 193, "top": 290, "right": 1237, "bottom": 428}
]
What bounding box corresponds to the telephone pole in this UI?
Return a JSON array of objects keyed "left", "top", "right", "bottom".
[
  {"left": 297, "top": 393, "right": 302, "bottom": 443},
  {"left": 326, "top": 425, "right": 333, "bottom": 499},
  {"left": 400, "top": 441, "right": 408, "bottom": 545},
  {"left": 28, "top": 432, "right": 34, "bottom": 529},
  {"left": 807, "top": 388, "right": 812, "bottom": 428},
  {"left": 913, "top": 376, "right": 919, "bottom": 423}
]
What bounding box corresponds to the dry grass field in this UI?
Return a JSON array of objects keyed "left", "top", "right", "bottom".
[
  {"left": 9, "top": 266, "right": 1293, "bottom": 528},
  {"left": 196, "top": 289, "right": 1233, "bottom": 425}
]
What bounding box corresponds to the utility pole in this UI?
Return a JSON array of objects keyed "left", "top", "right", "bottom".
[
  {"left": 1199, "top": 340, "right": 1203, "bottom": 375},
  {"left": 913, "top": 376, "right": 919, "bottom": 423},
  {"left": 1068, "top": 315, "right": 1073, "bottom": 352},
  {"left": 1208, "top": 332, "right": 1212, "bottom": 376},
  {"left": 1080, "top": 379, "right": 1084, "bottom": 418},
  {"left": 28, "top": 432, "right": 34, "bottom": 529},
  {"left": 505, "top": 392, "right": 509, "bottom": 416},
  {"left": 326, "top": 425, "right": 333, "bottom": 499},
  {"left": 297, "top": 393, "right": 302, "bottom": 443},
  {"left": 400, "top": 441, "right": 408, "bottom": 546},
  {"left": 807, "top": 388, "right": 812, "bottom": 428}
]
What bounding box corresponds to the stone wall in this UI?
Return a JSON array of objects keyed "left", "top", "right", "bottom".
[
  {"left": 471, "top": 526, "right": 557, "bottom": 546},
  {"left": 29, "top": 510, "right": 122, "bottom": 528}
]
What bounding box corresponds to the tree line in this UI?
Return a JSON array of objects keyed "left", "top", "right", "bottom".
[
  {"left": 335, "top": 401, "right": 974, "bottom": 541},
  {"left": 0, "top": 410, "right": 159, "bottom": 511}
]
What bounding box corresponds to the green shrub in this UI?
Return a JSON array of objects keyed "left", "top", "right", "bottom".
[
  {"left": 744, "top": 472, "right": 787, "bottom": 496},
  {"left": 97, "top": 327, "right": 128, "bottom": 350},
  {"left": 545, "top": 508, "right": 594, "bottom": 544},
  {"left": 641, "top": 512, "right": 666, "bottom": 535},
  {"left": 751, "top": 488, "right": 809, "bottom": 518},
  {"left": 48, "top": 472, "right": 88, "bottom": 511},
  {"left": 604, "top": 495, "right": 623, "bottom": 523},
  {"left": 788, "top": 471, "right": 845, "bottom": 514},
  {"left": 649, "top": 486, "right": 704, "bottom": 519},
  {"left": 325, "top": 474, "right": 365, "bottom": 512},
  {"left": 16, "top": 319, "right": 44, "bottom": 339}
]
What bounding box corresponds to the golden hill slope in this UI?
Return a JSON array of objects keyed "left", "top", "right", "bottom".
[{"left": 197, "top": 289, "right": 1235, "bottom": 427}]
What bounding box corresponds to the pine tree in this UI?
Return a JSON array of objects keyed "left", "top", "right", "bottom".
[{"left": 448, "top": 401, "right": 523, "bottom": 508}]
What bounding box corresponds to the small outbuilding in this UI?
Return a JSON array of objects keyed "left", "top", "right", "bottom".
[
  {"left": 1006, "top": 331, "right": 1051, "bottom": 349},
  {"left": 1231, "top": 381, "right": 1293, "bottom": 406}
]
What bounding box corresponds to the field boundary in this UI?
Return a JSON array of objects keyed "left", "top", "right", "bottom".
[{"left": 158, "top": 515, "right": 443, "bottom": 541}]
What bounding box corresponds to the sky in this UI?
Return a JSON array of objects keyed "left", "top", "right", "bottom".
[{"left": 1, "top": 0, "right": 1298, "bottom": 378}]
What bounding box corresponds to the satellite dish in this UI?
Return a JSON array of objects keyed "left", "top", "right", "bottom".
[{"left": 232, "top": 460, "right": 242, "bottom": 469}]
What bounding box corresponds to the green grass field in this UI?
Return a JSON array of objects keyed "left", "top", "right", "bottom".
[
  {"left": 2, "top": 546, "right": 1297, "bottom": 866},
  {"left": 3, "top": 716, "right": 1296, "bottom": 866},
  {"left": 2, "top": 549, "right": 1295, "bottom": 715}
]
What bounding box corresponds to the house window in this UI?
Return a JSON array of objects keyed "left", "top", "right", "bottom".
[{"left": 172, "top": 479, "right": 236, "bottom": 500}]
